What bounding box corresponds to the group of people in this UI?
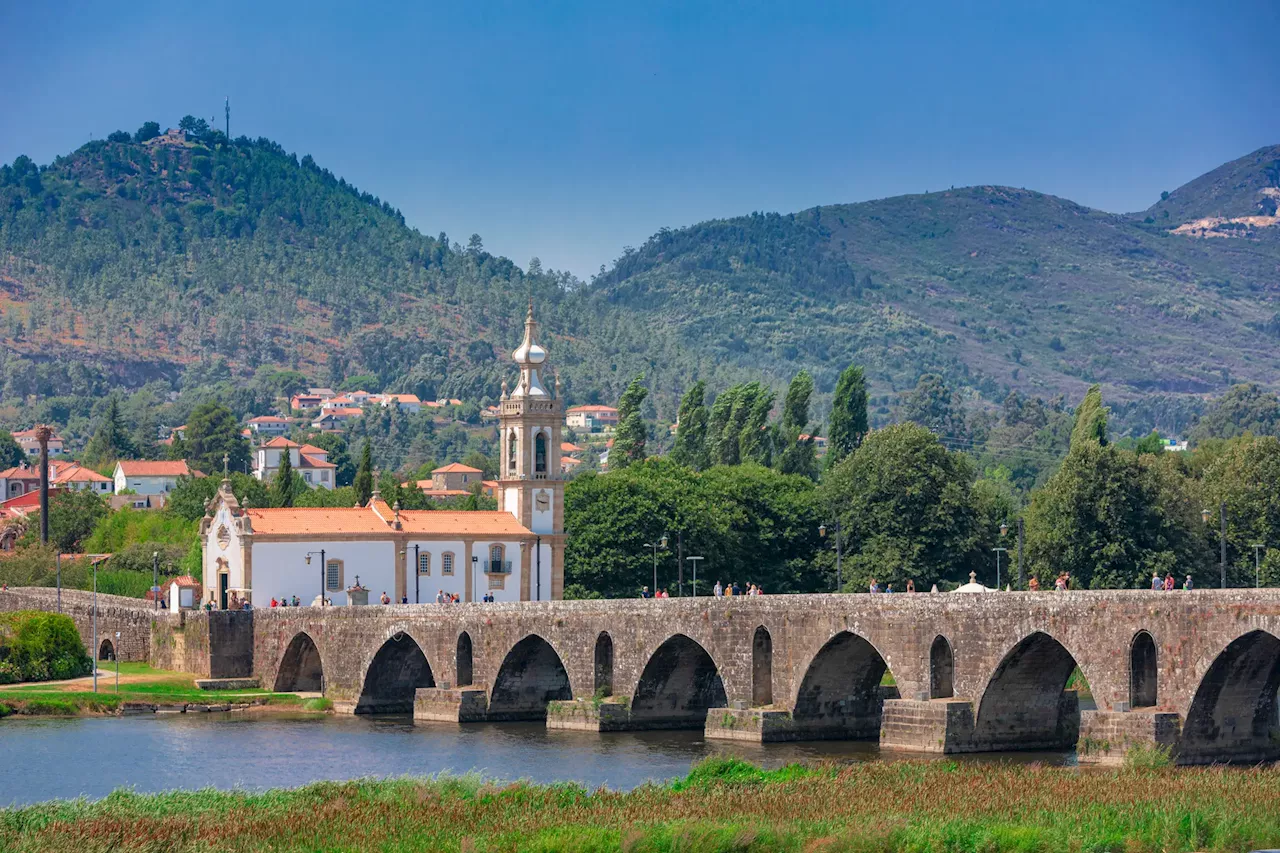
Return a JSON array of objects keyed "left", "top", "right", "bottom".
[
  {"left": 713, "top": 581, "right": 764, "bottom": 596},
  {"left": 867, "top": 579, "right": 917, "bottom": 593},
  {"left": 267, "top": 595, "right": 303, "bottom": 608},
  {"left": 1151, "top": 572, "right": 1194, "bottom": 591}
]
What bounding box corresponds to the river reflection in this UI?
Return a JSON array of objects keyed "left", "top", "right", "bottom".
[{"left": 0, "top": 713, "right": 1078, "bottom": 807}]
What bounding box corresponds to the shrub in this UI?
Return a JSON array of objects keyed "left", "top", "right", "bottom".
[{"left": 0, "top": 611, "right": 93, "bottom": 684}]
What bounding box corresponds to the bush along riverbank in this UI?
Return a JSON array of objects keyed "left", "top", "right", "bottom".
[
  {"left": 0, "top": 611, "right": 92, "bottom": 685},
  {"left": 3, "top": 758, "right": 1280, "bottom": 852}
]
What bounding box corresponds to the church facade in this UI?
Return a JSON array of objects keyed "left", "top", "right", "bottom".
[{"left": 200, "top": 306, "right": 565, "bottom": 607}]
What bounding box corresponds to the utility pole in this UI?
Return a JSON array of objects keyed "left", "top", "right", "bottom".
[
  {"left": 1254, "top": 544, "right": 1266, "bottom": 589},
  {"left": 36, "top": 425, "right": 51, "bottom": 544},
  {"left": 1016, "top": 516, "right": 1025, "bottom": 589},
  {"left": 225, "top": 97, "right": 230, "bottom": 138},
  {"left": 686, "top": 556, "right": 703, "bottom": 597},
  {"left": 153, "top": 551, "right": 160, "bottom": 612},
  {"left": 1219, "top": 501, "right": 1228, "bottom": 589},
  {"left": 92, "top": 560, "right": 98, "bottom": 693},
  {"left": 677, "top": 531, "right": 684, "bottom": 597}
]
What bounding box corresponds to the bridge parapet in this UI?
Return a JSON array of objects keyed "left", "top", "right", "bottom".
[{"left": 0, "top": 587, "right": 155, "bottom": 662}]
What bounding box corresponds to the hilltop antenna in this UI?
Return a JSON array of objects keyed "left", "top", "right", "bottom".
[{"left": 225, "top": 97, "right": 230, "bottom": 138}]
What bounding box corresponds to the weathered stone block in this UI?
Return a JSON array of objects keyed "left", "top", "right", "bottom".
[
  {"left": 546, "top": 698, "right": 631, "bottom": 731},
  {"left": 704, "top": 707, "right": 800, "bottom": 742},
  {"left": 1078, "top": 710, "right": 1181, "bottom": 765},
  {"left": 413, "top": 686, "right": 489, "bottom": 723},
  {"left": 880, "top": 698, "right": 975, "bottom": 753}
]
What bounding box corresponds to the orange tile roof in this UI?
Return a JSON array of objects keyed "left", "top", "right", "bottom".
[
  {"left": 434, "top": 463, "right": 482, "bottom": 474},
  {"left": 260, "top": 437, "right": 301, "bottom": 448},
  {"left": 11, "top": 428, "right": 64, "bottom": 441},
  {"left": 299, "top": 453, "right": 335, "bottom": 469},
  {"left": 248, "top": 416, "right": 288, "bottom": 424},
  {"left": 385, "top": 394, "right": 421, "bottom": 403},
  {"left": 420, "top": 488, "right": 471, "bottom": 497},
  {"left": 244, "top": 506, "right": 531, "bottom": 537},
  {"left": 115, "top": 460, "right": 193, "bottom": 477},
  {"left": 560, "top": 442, "right": 584, "bottom": 453},
  {"left": 299, "top": 444, "right": 327, "bottom": 455},
  {"left": 566, "top": 405, "right": 617, "bottom": 413},
  {"left": 52, "top": 465, "right": 111, "bottom": 484}
]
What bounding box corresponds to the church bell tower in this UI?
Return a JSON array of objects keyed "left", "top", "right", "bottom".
[{"left": 498, "top": 304, "right": 564, "bottom": 599}]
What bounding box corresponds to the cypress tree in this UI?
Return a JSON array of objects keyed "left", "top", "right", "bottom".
[
  {"left": 1070, "top": 384, "right": 1108, "bottom": 448},
  {"left": 611, "top": 375, "right": 649, "bottom": 470},
  {"left": 272, "top": 447, "right": 296, "bottom": 508},
  {"left": 828, "top": 364, "right": 869, "bottom": 465},
  {"left": 353, "top": 439, "right": 373, "bottom": 506},
  {"left": 671, "top": 381, "right": 710, "bottom": 470}
]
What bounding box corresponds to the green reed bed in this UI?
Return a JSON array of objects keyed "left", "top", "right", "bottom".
[{"left": 2, "top": 757, "right": 1279, "bottom": 852}]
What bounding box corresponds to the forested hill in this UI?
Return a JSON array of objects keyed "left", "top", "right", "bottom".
[
  {"left": 589, "top": 148, "right": 1280, "bottom": 425},
  {"left": 3, "top": 123, "right": 1280, "bottom": 435},
  {"left": 0, "top": 126, "right": 719, "bottom": 411}
]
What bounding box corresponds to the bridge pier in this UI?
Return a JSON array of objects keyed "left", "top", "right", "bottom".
[
  {"left": 413, "top": 686, "right": 490, "bottom": 723},
  {"left": 1077, "top": 710, "right": 1181, "bottom": 764}
]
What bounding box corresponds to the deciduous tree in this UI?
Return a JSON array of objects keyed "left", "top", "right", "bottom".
[{"left": 827, "top": 364, "right": 868, "bottom": 465}]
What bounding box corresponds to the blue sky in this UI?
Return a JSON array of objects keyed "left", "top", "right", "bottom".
[{"left": 3, "top": 0, "right": 1278, "bottom": 278}]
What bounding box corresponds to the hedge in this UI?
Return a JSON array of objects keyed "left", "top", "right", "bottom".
[{"left": 0, "top": 611, "right": 93, "bottom": 684}]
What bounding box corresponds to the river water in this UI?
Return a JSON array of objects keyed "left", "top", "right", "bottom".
[{"left": 0, "top": 713, "right": 1078, "bottom": 806}]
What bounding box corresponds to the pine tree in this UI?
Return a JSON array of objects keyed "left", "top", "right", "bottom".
[
  {"left": 272, "top": 448, "right": 296, "bottom": 508},
  {"left": 353, "top": 439, "right": 373, "bottom": 506},
  {"left": 611, "top": 375, "right": 649, "bottom": 470},
  {"left": 828, "top": 364, "right": 869, "bottom": 466},
  {"left": 671, "top": 381, "right": 710, "bottom": 470},
  {"left": 1070, "top": 384, "right": 1108, "bottom": 448},
  {"left": 83, "top": 394, "right": 136, "bottom": 467}
]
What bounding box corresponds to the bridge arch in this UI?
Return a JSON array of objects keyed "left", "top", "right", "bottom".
[
  {"left": 752, "top": 626, "right": 773, "bottom": 706},
  {"left": 456, "top": 632, "right": 473, "bottom": 687},
  {"left": 930, "top": 635, "right": 954, "bottom": 699},
  {"left": 631, "top": 633, "right": 727, "bottom": 728},
  {"left": 974, "top": 630, "right": 1085, "bottom": 751},
  {"left": 98, "top": 638, "right": 115, "bottom": 661},
  {"left": 274, "top": 631, "right": 324, "bottom": 693},
  {"left": 1180, "top": 630, "right": 1280, "bottom": 765},
  {"left": 487, "top": 634, "right": 572, "bottom": 720},
  {"left": 356, "top": 631, "right": 435, "bottom": 714},
  {"left": 594, "top": 632, "right": 613, "bottom": 696},
  {"left": 1129, "top": 631, "right": 1157, "bottom": 708},
  {"left": 792, "top": 630, "right": 896, "bottom": 739}
]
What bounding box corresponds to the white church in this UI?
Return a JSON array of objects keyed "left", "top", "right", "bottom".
[{"left": 199, "top": 306, "right": 566, "bottom": 607}]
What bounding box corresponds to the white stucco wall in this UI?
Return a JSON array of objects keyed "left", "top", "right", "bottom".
[
  {"left": 251, "top": 540, "right": 397, "bottom": 607},
  {"left": 202, "top": 506, "right": 246, "bottom": 607},
  {"left": 115, "top": 474, "right": 178, "bottom": 495}
]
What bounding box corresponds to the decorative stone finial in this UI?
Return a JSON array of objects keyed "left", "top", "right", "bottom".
[{"left": 969, "top": 571, "right": 977, "bottom": 585}]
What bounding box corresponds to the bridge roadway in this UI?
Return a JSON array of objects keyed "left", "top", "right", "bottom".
[{"left": 6, "top": 587, "right": 1280, "bottom": 764}]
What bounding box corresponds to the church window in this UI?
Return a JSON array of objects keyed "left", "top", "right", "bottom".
[
  {"left": 418, "top": 552, "right": 431, "bottom": 576},
  {"left": 442, "top": 552, "right": 454, "bottom": 575},
  {"left": 325, "top": 559, "right": 344, "bottom": 591},
  {"left": 535, "top": 432, "right": 547, "bottom": 474}
]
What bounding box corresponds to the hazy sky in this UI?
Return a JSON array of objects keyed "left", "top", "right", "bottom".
[{"left": 3, "top": 0, "right": 1278, "bottom": 278}]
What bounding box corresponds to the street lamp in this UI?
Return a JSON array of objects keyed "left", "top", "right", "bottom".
[
  {"left": 304, "top": 550, "right": 327, "bottom": 606},
  {"left": 152, "top": 550, "right": 160, "bottom": 612},
  {"left": 1254, "top": 544, "right": 1267, "bottom": 589},
  {"left": 819, "top": 520, "right": 843, "bottom": 592},
  {"left": 1202, "top": 502, "right": 1227, "bottom": 588},
  {"left": 399, "top": 544, "right": 421, "bottom": 603},
  {"left": 686, "top": 556, "right": 704, "bottom": 597},
  {"left": 642, "top": 534, "right": 668, "bottom": 597},
  {"left": 92, "top": 557, "right": 99, "bottom": 693}
]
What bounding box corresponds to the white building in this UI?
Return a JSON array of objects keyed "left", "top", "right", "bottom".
[
  {"left": 565, "top": 405, "right": 618, "bottom": 432},
  {"left": 112, "top": 460, "right": 200, "bottom": 495},
  {"left": 11, "top": 428, "right": 64, "bottom": 457},
  {"left": 200, "top": 305, "right": 566, "bottom": 607},
  {"left": 252, "top": 438, "right": 336, "bottom": 490},
  {"left": 378, "top": 393, "right": 422, "bottom": 415},
  {"left": 247, "top": 416, "right": 290, "bottom": 436}
]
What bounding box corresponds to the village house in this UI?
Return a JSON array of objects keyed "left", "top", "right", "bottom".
[
  {"left": 247, "top": 415, "right": 290, "bottom": 436},
  {"left": 310, "top": 407, "right": 362, "bottom": 430},
  {"left": 378, "top": 393, "right": 422, "bottom": 414},
  {"left": 289, "top": 393, "right": 325, "bottom": 410},
  {"left": 565, "top": 405, "right": 618, "bottom": 432},
  {"left": 10, "top": 428, "right": 64, "bottom": 457},
  {"left": 252, "top": 438, "right": 336, "bottom": 489},
  {"left": 112, "top": 460, "right": 200, "bottom": 496},
  {"left": 0, "top": 461, "right": 111, "bottom": 499},
  {"left": 202, "top": 305, "right": 565, "bottom": 606}
]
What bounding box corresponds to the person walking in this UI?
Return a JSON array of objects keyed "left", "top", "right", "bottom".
[
  {"left": 291, "top": 595, "right": 300, "bottom": 607},
  {"left": 906, "top": 579, "right": 915, "bottom": 593},
  {"left": 640, "top": 586, "right": 651, "bottom": 599},
  {"left": 1183, "top": 575, "right": 1194, "bottom": 591},
  {"left": 713, "top": 581, "right": 723, "bottom": 598},
  {"left": 1151, "top": 572, "right": 1162, "bottom": 591},
  {"left": 869, "top": 579, "right": 880, "bottom": 594},
  {"left": 380, "top": 591, "right": 391, "bottom": 605},
  {"left": 1163, "top": 573, "right": 1175, "bottom": 591},
  {"left": 1027, "top": 576, "right": 1040, "bottom": 591}
]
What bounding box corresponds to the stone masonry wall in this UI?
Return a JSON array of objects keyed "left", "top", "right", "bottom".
[{"left": 0, "top": 587, "right": 155, "bottom": 662}]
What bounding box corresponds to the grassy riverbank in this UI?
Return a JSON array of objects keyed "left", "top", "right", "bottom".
[
  {"left": 0, "top": 662, "right": 304, "bottom": 716},
  {"left": 2, "top": 758, "right": 1279, "bottom": 852}
]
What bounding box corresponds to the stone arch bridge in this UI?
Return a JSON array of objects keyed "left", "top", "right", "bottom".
[{"left": 255, "top": 590, "right": 1280, "bottom": 765}]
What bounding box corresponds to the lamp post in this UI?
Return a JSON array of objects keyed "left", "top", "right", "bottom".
[
  {"left": 152, "top": 550, "right": 160, "bottom": 612},
  {"left": 472, "top": 555, "right": 479, "bottom": 602},
  {"left": 642, "top": 534, "right": 668, "bottom": 596},
  {"left": 819, "top": 520, "right": 842, "bottom": 592},
  {"left": 56, "top": 552, "right": 61, "bottom": 614},
  {"left": 686, "top": 556, "right": 704, "bottom": 597},
  {"left": 1202, "top": 503, "right": 1228, "bottom": 588},
  {"left": 304, "top": 550, "right": 327, "bottom": 606},
  {"left": 92, "top": 558, "right": 99, "bottom": 693},
  {"left": 1254, "top": 544, "right": 1267, "bottom": 589},
  {"left": 992, "top": 521, "right": 1009, "bottom": 590}
]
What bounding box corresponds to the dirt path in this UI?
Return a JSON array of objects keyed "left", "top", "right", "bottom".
[{"left": 0, "top": 669, "right": 192, "bottom": 692}]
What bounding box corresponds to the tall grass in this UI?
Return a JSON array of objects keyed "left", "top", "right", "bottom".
[{"left": 2, "top": 758, "right": 1279, "bottom": 852}]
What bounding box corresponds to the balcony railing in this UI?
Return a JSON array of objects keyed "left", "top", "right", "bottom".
[{"left": 488, "top": 560, "right": 512, "bottom": 574}]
